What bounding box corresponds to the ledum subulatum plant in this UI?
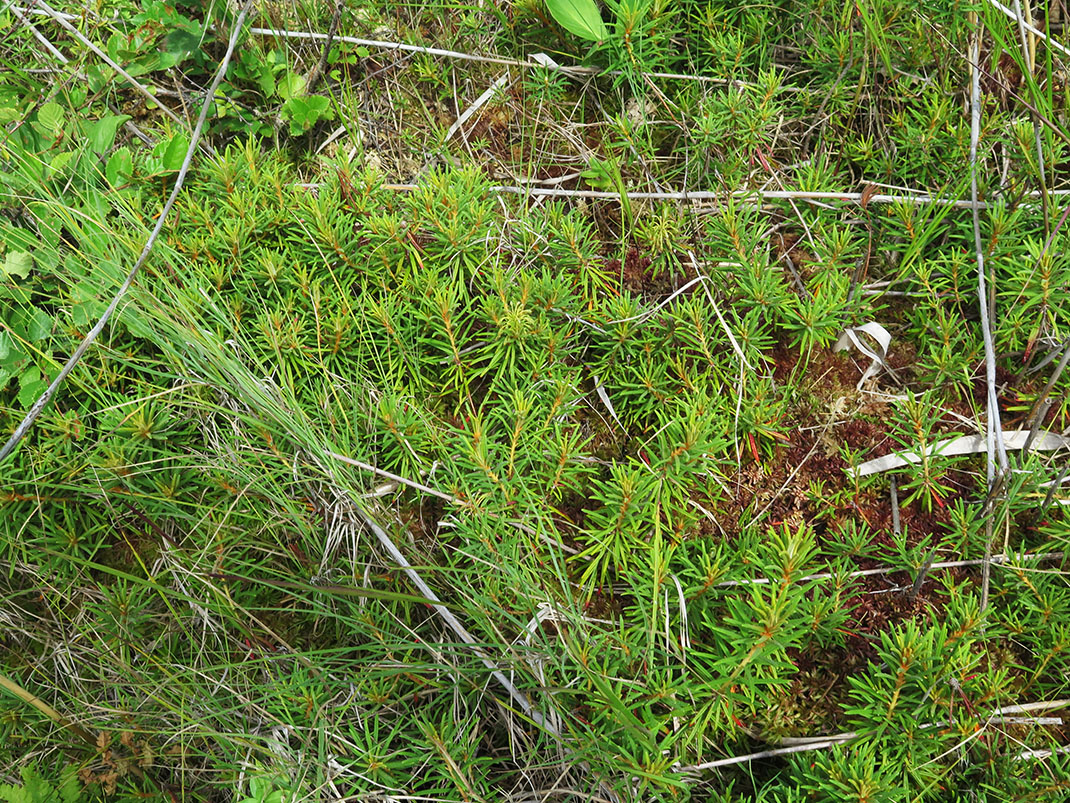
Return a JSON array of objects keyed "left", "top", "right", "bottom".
[{"left": 1, "top": 0, "right": 1070, "bottom": 800}]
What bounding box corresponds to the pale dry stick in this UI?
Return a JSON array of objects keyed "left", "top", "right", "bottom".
[
  {"left": 679, "top": 698, "right": 1070, "bottom": 772},
  {"left": 985, "top": 0, "right": 1070, "bottom": 58},
  {"left": 349, "top": 503, "right": 559, "bottom": 735},
  {"left": 1024, "top": 1, "right": 1037, "bottom": 67},
  {"left": 445, "top": 71, "right": 512, "bottom": 143},
  {"left": 0, "top": 671, "right": 94, "bottom": 746},
  {"left": 969, "top": 15, "right": 1010, "bottom": 614},
  {"left": 370, "top": 183, "right": 1070, "bottom": 208},
  {"left": 1008, "top": 0, "right": 1050, "bottom": 226},
  {"left": 303, "top": 0, "right": 344, "bottom": 96},
  {"left": 8, "top": 2, "right": 77, "bottom": 19},
  {"left": 712, "top": 551, "right": 1066, "bottom": 588},
  {"left": 687, "top": 252, "right": 756, "bottom": 372},
  {"left": 1000, "top": 716, "right": 1063, "bottom": 724},
  {"left": 29, "top": 1, "right": 192, "bottom": 134},
  {"left": 677, "top": 734, "right": 858, "bottom": 773},
  {"left": 251, "top": 25, "right": 532, "bottom": 68},
  {"left": 325, "top": 450, "right": 464, "bottom": 506},
  {"left": 245, "top": 24, "right": 816, "bottom": 92},
  {"left": 9, "top": 6, "right": 156, "bottom": 147},
  {"left": 0, "top": 1, "right": 256, "bottom": 465},
  {"left": 512, "top": 171, "right": 583, "bottom": 186},
  {"left": 1014, "top": 743, "right": 1070, "bottom": 761},
  {"left": 10, "top": 4, "right": 66, "bottom": 62},
  {"left": 1022, "top": 336, "right": 1070, "bottom": 456},
  {"left": 998, "top": 699, "right": 1070, "bottom": 715}
]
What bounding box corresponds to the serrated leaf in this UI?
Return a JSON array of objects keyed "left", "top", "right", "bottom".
[
  {"left": 36, "top": 101, "right": 65, "bottom": 136},
  {"left": 257, "top": 69, "right": 276, "bottom": 98},
  {"left": 1, "top": 251, "right": 32, "bottom": 280},
  {"left": 17, "top": 366, "right": 45, "bottom": 408},
  {"left": 71, "top": 281, "right": 106, "bottom": 329},
  {"left": 24, "top": 306, "right": 53, "bottom": 342},
  {"left": 0, "top": 330, "right": 29, "bottom": 389},
  {"left": 545, "top": 0, "right": 609, "bottom": 41},
  {"left": 49, "top": 150, "right": 77, "bottom": 174},
  {"left": 8, "top": 306, "right": 52, "bottom": 343},
  {"left": 106, "top": 146, "right": 133, "bottom": 187},
  {"left": 283, "top": 96, "right": 332, "bottom": 135}
]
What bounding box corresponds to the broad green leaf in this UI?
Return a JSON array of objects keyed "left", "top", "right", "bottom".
[
  {"left": 283, "top": 96, "right": 333, "bottom": 135},
  {"left": 123, "top": 53, "right": 161, "bottom": 78},
  {"left": 106, "top": 147, "right": 133, "bottom": 187},
  {"left": 163, "top": 28, "right": 201, "bottom": 62},
  {"left": 86, "top": 64, "right": 112, "bottom": 94},
  {"left": 23, "top": 306, "right": 53, "bottom": 342},
  {"left": 257, "top": 69, "right": 276, "bottom": 98},
  {"left": 70, "top": 281, "right": 106, "bottom": 329},
  {"left": 1, "top": 251, "right": 32, "bottom": 280},
  {"left": 8, "top": 306, "right": 52, "bottom": 343},
  {"left": 545, "top": 0, "right": 609, "bottom": 41},
  {"left": 17, "top": 366, "right": 46, "bottom": 408},
  {"left": 83, "top": 113, "right": 131, "bottom": 155},
  {"left": 49, "top": 150, "right": 77, "bottom": 174},
  {"left": 160, "top": 133, "right": 190, "bottom": 172},
  {"left": 277, "top": 72, "right": 306, "bottom": 101},
  {"left": 0, "top": 330, "right": 28, "bottom": 388},
  {"left": 249, "top": 778, "right": 269, "bottom": 798},
  {"left": 35, "top": 101, "right": 65, "bottom": 137}
]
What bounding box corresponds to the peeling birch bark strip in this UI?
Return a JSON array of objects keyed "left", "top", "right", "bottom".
[
  {"left": 712, "top": 551, "right": 1066, "bottom": 588},
  {"left": 678, "top": 700, "right": 1070, "bottom": 772},
  {"left": 850, "top": 430, "right": 1070, "bottom": 478}
]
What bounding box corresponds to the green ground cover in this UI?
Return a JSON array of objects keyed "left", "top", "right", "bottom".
[{"left": 2, "top": 0, "right": 1070, "bottom": 799}]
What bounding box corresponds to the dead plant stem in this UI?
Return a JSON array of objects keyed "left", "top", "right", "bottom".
[{"left": 0, "top": 1, "right": 258, "bottom": 464}]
